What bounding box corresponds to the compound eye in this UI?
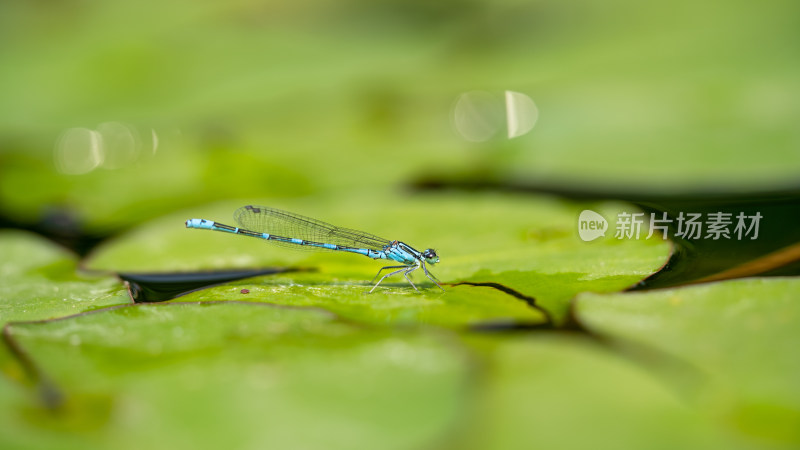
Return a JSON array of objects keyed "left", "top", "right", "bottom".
[{"left": 424, "top": 249, "right": 437, "bottom": 258}]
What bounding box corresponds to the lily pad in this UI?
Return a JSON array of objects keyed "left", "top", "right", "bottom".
[
  {"left": 455, "top": 334, "right": 751, "bottom": 450},
  {"left": 0, "top": 378, "right": 91, "bottom": 450},
  {"left": 85, "top": 193, "right": 669, "bottom": 324},
  {"left": 0, "top": 230, "right": 130, "bottom": 396},
  {"left": 574, "top": 278, "right": 800, "bottom": 446},
  {"left": 0, "top": 230, "right": 130, "bottom": 326},
  {"left": 3, "top": 302, "right": 470, "bottom": 450},
  {"left": 173, "top": 272, "right": 545, "bottom": 327}
]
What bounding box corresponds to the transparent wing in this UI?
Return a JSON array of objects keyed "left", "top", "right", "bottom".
[{"left": 234, "top": 205, "right": 391, "bottom": 251}]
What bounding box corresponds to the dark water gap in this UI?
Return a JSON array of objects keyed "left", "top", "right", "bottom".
[{"left": 119, "top": 268, "right": 300, "bottom": 302}]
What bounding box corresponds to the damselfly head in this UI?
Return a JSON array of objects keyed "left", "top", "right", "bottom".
[{"left": 423, "top": 248, "right": 439, "bottom": 264}]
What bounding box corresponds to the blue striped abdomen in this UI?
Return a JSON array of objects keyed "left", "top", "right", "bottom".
[{"left": 185, "top": 219, "right": 381, "bottom": 259}]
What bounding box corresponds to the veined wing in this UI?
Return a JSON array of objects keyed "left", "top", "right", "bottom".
[{"left": 234, "top": 205, "right": 391, "bottom": 251}]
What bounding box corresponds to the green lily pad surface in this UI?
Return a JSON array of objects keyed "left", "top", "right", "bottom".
[
  {"left": 0, "top": 230, "right": 129, "bottom": 326},
  {"left": 3, "top": 205, "right": 799, "bottom": 449},
  {"left": 2, "top": 302, "right": 470, "bottom": 450},
  {"left": 86, "top": 193, "right": 669, "bottom": 324},
  {"left": 457, "top": 334, "right": 754, "bottom": 450},
  {"left": 575, "top": 279, "right": 800, "bottom": 446},
  {"left": 176, "top": 273, "right": 544, "bottom": 327},
  {"left": 0, "top": 231, "right": 129, "bottom": 390}
]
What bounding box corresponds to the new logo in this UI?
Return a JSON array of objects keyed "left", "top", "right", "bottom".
[{"left": 578, "top": 210, "right": 608, "bottom": 241}]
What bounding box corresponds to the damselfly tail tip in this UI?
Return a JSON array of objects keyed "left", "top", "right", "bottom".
[{"left": 185, "top": 218, "right": 204, "bottom": 228}]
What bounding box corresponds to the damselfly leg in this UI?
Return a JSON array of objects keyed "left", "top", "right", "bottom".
[
  {"left": 369, "top": 265, "right": 416, "bottom": 294},
  {"left": 370, "top": 265, "right": 409, "bottom": 284},
  {"left": 421, "top": 261, "right": 445, "bottom": 292}
]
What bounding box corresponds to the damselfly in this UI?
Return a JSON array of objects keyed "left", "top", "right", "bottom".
[{"left": 186, "top": 205, "right": 443, "bottom": 293}]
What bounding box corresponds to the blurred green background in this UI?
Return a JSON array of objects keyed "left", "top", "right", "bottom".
[
  {"left": 1, "top": 1, "right": 799, "bottom": 449},
  {"left": 2, "top": 0, "right": 799, "bottom": 233}
]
